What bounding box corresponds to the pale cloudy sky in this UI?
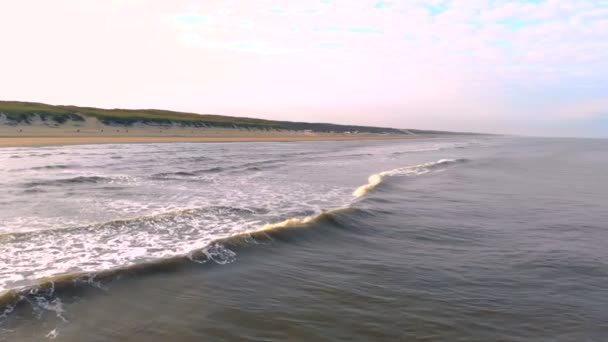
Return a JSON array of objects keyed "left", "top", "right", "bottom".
[{"left": 1, "top": 0, "right": 607, "bottom": 137}]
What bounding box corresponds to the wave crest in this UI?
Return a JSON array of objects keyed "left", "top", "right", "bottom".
[
  {"left": 353, "top": 158, "right": 468, "bottom": 198},
  {"left": 23, "top": 176, "right": 110, "bottom": 188}
]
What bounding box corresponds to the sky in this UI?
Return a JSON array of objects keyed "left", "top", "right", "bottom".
[{"left": 0, "top": 0, "right": 607, "bottom": 137}]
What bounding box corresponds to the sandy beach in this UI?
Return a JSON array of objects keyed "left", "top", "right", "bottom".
[
  {"left": 0, "top": 118, "right": 413, "bottom": 147},
  {"left": 0, "top": 135, "right": 413, "bottom": 147}
]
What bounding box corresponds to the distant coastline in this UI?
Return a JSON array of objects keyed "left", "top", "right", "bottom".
[
  {"left": 0, "top": 101, "right": 461, "bottom": 147},
  {"left": 0, "top": 135, "right": 415, "bottom": 148}
]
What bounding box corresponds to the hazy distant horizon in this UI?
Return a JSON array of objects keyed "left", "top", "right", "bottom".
[
  {"left": 4, "top": 98, "right": 607, "bottom": 139},
  {"left": 1, "top": 1, "right": 606, "bottom": 138}
]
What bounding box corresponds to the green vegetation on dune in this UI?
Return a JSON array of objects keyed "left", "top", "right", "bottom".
[
  {"left": 0, "top": 102, "right": 85, "bottom": 124},
  {"left": 0, "top": 101, "right": 405, "bottom": 134}
]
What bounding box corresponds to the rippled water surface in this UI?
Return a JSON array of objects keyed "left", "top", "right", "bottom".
[{"left": 1, "top": 136, "right": 607, "bottom": 341}]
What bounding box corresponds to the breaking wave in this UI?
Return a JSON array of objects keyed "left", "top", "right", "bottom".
[
  {"left": 0, "top": 157, "right": 469, "bottom": 318},
  {"left": 151, "top": 171, "right": 198, "bottom": 179},
  {"left": 0, "top": 207, "right": 352, "bottom": 318},
  {"left": 12, "top": 164, "right": 75, "bottom": 171},
  {"left": 258, "top": 208, "right": 352, "bottom": 231},
  {"left": 22, "top": 176, "right": 111, "bottom": 188},
  {"left": 353, "top": 158, "right": 468, "bottom": 198},
  {"left": 200, "top": 166, "right": 224, "bottom": 173},
  {"left": 390, "top": 142, "right": 479, "bottom": 157}
]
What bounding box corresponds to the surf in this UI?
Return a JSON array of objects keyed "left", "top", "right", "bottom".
[
  {"left": 0, "top": 157, "right": 469, "bottom": 318},
  {"left": 353, "top": 158, "right": 468, "bottom": 198}
]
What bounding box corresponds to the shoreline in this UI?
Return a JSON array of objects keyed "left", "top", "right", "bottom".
[{"left": 0, "top": 134, "right": 414, "bottom": 148}]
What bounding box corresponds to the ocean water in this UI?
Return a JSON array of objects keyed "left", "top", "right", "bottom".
[{"left": 0, "top": 136, "right": 607, "bottom": 341}]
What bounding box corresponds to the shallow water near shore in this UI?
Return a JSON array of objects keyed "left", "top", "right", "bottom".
[{"left": 1, "top": 136, "right": 607, "bottom": 341}]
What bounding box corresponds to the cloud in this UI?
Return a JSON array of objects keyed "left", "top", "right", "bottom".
[
  {"left": 373, "top": 1, "right": 391, "bottom": 9},
  {"left": 316, "top": 42, "right": 343, "bottom": 49},
  {"left": 0, "top": 0, "right": 606, "bottom": 136},
  {"left": 175, "top": 14, "right": 210, "bottom": 24},
  {"left": 421, "top": 3, "right": 450, "bottom": 16},
  {"left": 347, "top": 28, "right": 383, "bottom": 34}
]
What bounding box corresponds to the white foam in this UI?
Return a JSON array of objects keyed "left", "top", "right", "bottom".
[
  {"left": 0, "top": 139, "right": 477, "bottom": 293},
  {"left": 0, "top": 157, "right": 466, "bottom": 292},
  {"left": 45, "top": 329, "right": 59, "bottom": 339}
]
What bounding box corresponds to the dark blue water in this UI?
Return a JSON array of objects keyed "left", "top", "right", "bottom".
[{"left": 1, "top": 137, "right": 607, "bottom": 341}]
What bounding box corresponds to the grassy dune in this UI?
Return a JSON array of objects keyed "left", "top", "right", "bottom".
[{"left": 0, "top": 101, "right": 405, "bottom": 134}]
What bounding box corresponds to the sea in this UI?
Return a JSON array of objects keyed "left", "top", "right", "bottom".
[{"left": 0, "top": 136, "right": 607, "bottom": 341}]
